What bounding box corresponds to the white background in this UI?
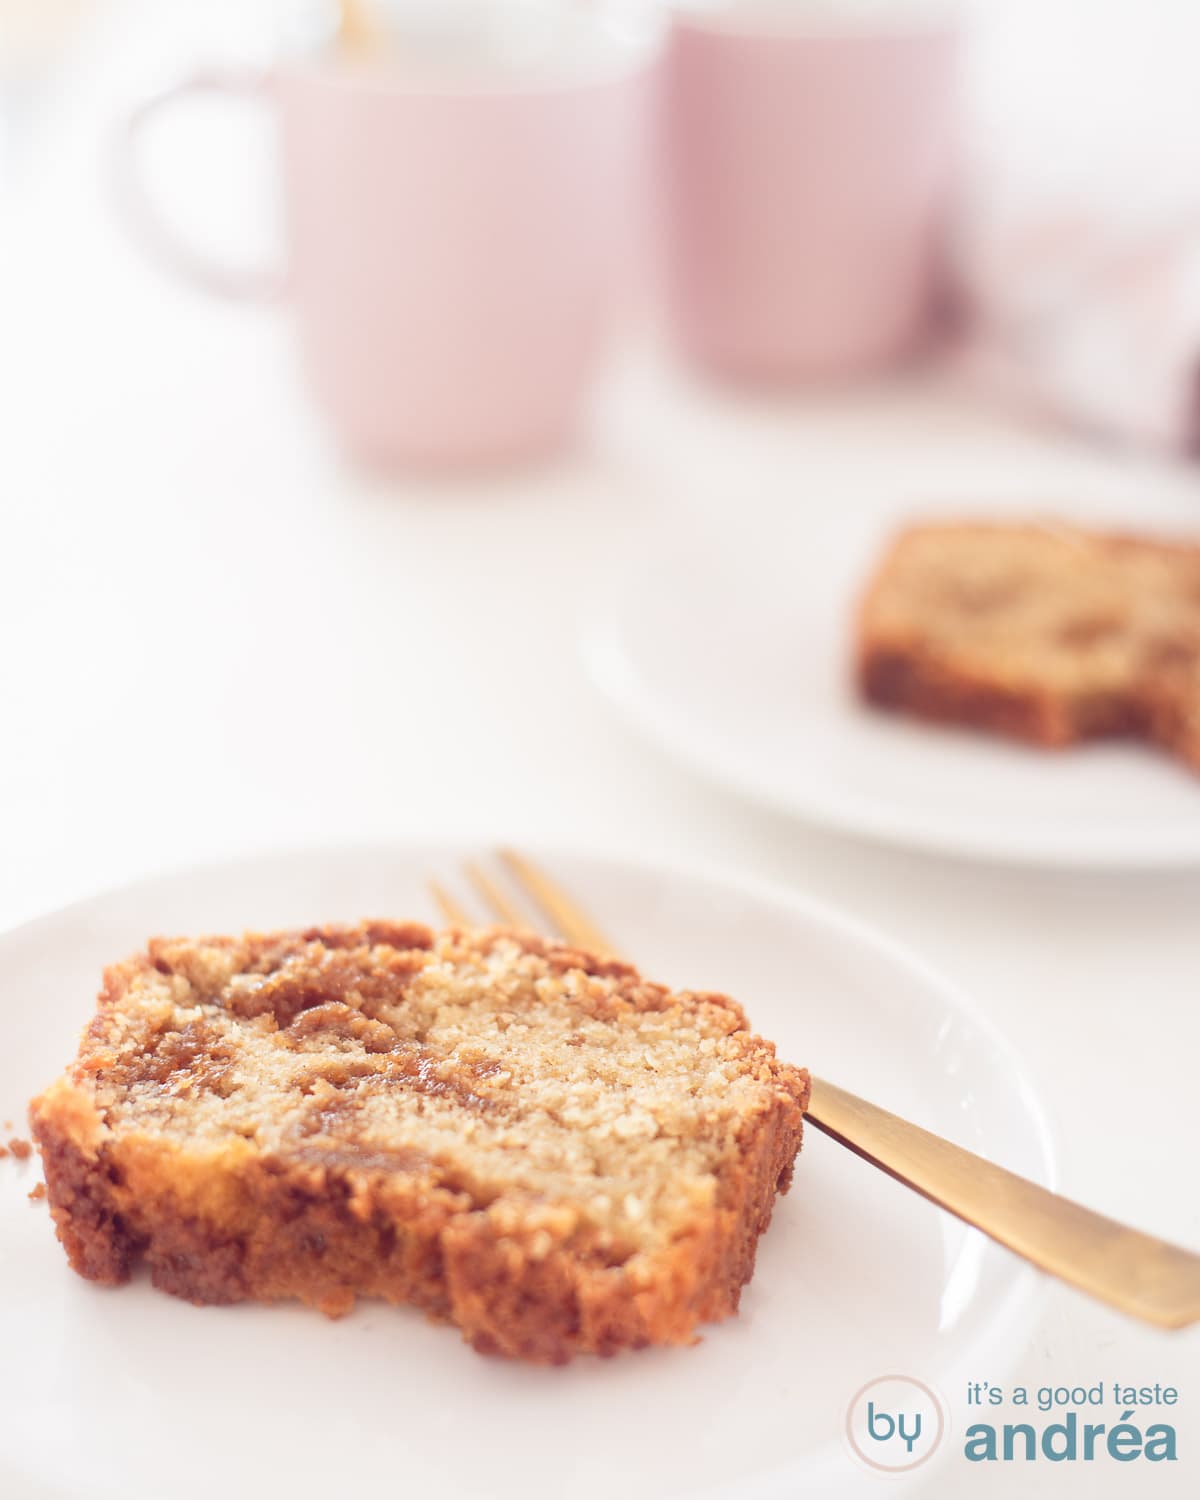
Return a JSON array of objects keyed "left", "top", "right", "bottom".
[{"left": 1, "top": 2, "right": 1197, "bottom": 1495}]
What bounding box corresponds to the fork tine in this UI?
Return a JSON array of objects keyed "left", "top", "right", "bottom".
[
  {"left": 463, "top": 861, "right": 527, "bottom": 927},
  {"left": 428, "top": 880, "right": 471, "bottom": 927},
  {"left": 498, "top": 848, "right": 622, "bottom": 958}
]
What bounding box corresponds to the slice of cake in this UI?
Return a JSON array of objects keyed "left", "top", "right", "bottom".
[
  {"left": 29, "top": 922, "right": 809, "bottom": 1363},
  {"left": 856, "top": 521, "right": 1200, "bottom": 767}
]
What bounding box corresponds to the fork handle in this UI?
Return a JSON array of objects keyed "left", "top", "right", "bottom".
[{"left": 807, "top": 1076, "right": 1200, "bottom": 1329}]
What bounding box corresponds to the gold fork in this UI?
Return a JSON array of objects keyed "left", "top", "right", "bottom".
[{"left": 430, "top": 849, "right": 1200, "bottom": 1331}]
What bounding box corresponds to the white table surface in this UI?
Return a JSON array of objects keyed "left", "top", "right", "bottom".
[{"left": 1, "top": 4, "right": 1197, "bottom": 1496}]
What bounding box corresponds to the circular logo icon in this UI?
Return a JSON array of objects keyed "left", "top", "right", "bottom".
[{"left": 846, "top": 1376, "right": 946, "bottom": 1473}]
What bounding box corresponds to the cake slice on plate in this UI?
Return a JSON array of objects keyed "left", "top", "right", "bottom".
[
  {"left": 856, "top": 520, "right": 1200, "bottom": 768},
  {"left": 30, "top": 921, "right": 808, "bottom": 1364}
]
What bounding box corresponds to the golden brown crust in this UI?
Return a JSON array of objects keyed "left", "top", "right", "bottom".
[
  {"left": 858, "top": 645, "right": 1142, "bottom": 747},
  {"left": 29, "top": 922, "right": 808, "bottom": 1364},
  {"left": 856, "top": 520, "right": 1200, "bottom": 767}
]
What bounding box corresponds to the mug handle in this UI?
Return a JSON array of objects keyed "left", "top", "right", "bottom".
[{"left": 113, "top": 67, "right": 285, "bottom": 301}]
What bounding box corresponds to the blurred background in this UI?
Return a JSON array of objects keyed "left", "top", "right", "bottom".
[{"left": 2, "top": 0, "right": 1200, "bottom": 928}]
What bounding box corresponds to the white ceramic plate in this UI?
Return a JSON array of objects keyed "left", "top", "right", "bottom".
[
  {"left": 585, "top": 522, "right": 1200, "bottom": 866},
  {"left": 0, "top": 843, "right": 1052, "bottom": 1500}
]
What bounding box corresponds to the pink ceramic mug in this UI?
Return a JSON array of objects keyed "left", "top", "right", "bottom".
[
  {"left": 117, "top": 36, "right": 654, "bottom": 468},
  {"left": 664, "top": 3, "right": 960, "bottom": 381}
]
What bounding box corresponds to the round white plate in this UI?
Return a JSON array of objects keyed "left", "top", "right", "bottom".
[
  {"left": 585, "top": 522, "right": 1200, "bottom": 866},
  {"left": 0, "top": 843, "right": 1052, "bottom": 1500}
]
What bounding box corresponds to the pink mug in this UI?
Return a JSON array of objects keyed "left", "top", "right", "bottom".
[
  {"left": 117, "top": 37, "right": 655, "bottom": 469},
  {"left": 663, "top": 4, "right": 960, "bottom": 382}
]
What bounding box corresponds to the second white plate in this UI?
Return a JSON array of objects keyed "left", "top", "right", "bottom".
[{"left": 585, "top": 521, "right": 1200, "bottom": 866}]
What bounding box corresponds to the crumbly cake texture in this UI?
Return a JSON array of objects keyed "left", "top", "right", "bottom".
[
  {"left": 29, "top": 922, "right": 809, "bottom": 1363},
  {"left": 856, "top": 521, "right": 1200, "bottom": 769}
]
